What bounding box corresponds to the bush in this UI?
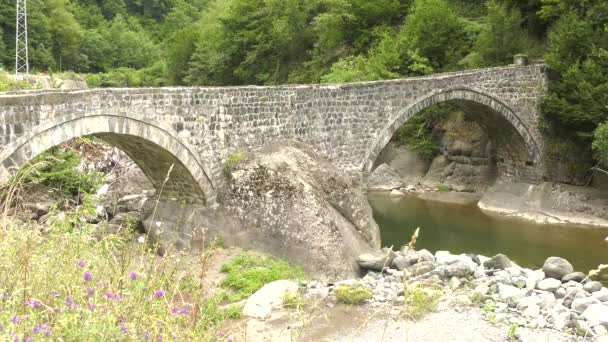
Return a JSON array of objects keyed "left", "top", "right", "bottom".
[
  {"left": 223, "top": 152, "right": 245, "bottom": 178},
  {"left": 402, "top": 285, "right": 442, "bottom": 319},
  {"left": 335, "top": 284, "right": 373, "bottom": 304},
  {"left": 220, "top": 253, "right": 304, "bottom": 302},
  {"left": 19, "top": 148, "right": 102, "bottom": 196}
]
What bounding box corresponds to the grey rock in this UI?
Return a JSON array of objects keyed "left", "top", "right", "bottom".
[
  {"left": 572, "top": 296, "right": 602, "bottom": 314},
  {"left": 581, "top": 304, "right": 608, "bottom": 328},
  {"left": 584, "top": 281, "right": 603, "bottom": 293},
  {"left": 435, "top": 251, "right": 473, "bottom": 265},
  {"left": 406, "top": 261, "right": 436, "bottom": 277},
  {"left": 415, "top": 249, "right": 436, "bottom": 263},
  {"left": 243, "top": 280, "right": 299, "bottom": 319},
  {"left": 391, "top": 255, "right": 411, "bottom": 271},
  {"left": 497, "top": 283, "right": 526, "bottom": 304},
  {"left": 593, "top": 288, "right": 608, "bottom": 302},
  {"left": 561, "top": 272, "right": 586, "bottom": 283},
  {"left": 542, "top": 257, "right": 574, "bottom": 280},
  {"left": 536, "top": 278, "right": 561, "bottom": 292},
  {"left": 368, "top": 164, "right": 403, "bottom": 191},
  {"left": 555, "top": 287, "right": 567, "bottom": 299},
  {"left": 445, "top": 261, "right": 475, "bottom": 278},
  {"left": 483, "top": 254, "right": 513, "bottom": 270},
  {"left": 357, "top": 249, "right": 396, "bottom": 271}
]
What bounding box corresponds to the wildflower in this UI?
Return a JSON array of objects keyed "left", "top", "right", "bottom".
[
  {"left": 65, "top": 297, "right": 76, "bottom": 309},
  {"left": 23, "top": 336, "right": 32, "bottom": 342},
  {"left": 32, "top": 323, "right": 47, "bottom": 333},
  {"left": 11, "top": 315, "right": 19, "bottom": 324},
  {"left": 157, "top": 336, "right": 163, "bottom": 342},
  {"left": 0, "top": 292, "right": 7, "bottom": 299},
  {"left": 105, "top": 291, "right": 114, "bottom": 299},
  {"left": 25, "top": 300, "right": 41, "bottom": 309},
  {"left": 129, "top": 272, "right": 137, "bottom": 280},
  {"left": 120, "top": 324, "right": 128, "bottom": 334},
  {"left": 144, "top": 331, "right": 151, "bottom": 340},
  {"left": 154, "top": 290, "right": 164, "bottom": 298},
  {"left": 76, "top": 260, "right": 87, "bottom": 267},
  {"left": 51, "top": 291, "right": 59, "bottom": 298},
  {"left": 87, "top": 304, "right": 95, "bottom": 312},
  {"left": 83, "top": 272, "right": 92, "bottom": 282},
  {"left": 86, "top": 288, "right": 94, "bottom": 297},
  {"left": 44, "top": 330, "right": 51, "bottom": 337}
]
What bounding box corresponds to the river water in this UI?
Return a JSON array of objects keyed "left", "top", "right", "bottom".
[{"left": 368, "top": 192, "right": 608, "bottom": 273}]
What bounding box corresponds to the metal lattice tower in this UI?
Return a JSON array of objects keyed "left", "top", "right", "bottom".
[{"left": 15, "top": 0, "right": 29, "bottom": 76}]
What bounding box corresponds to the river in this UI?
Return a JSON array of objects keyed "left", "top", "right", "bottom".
[{"left": 369, "top": 192, "right": 608, "bottom": 273}]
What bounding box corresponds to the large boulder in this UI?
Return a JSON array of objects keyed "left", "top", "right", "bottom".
[
  {"left": 581, "top": 304, "right": 608, "bottom": 328},
  {"left": 367, "top": 164, "right": 403, "bottom": 191},
  {"left": 357, "top": 248, "right": 396, "bottom": 271},
  {"left": 542, "top": 257, "right": 574, "bottom": 280},
  {"left": 221, "top": 143, "right": 381, "bottom": 279}
]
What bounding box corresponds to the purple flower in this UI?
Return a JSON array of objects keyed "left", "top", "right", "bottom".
[
  {"left": 86, "top": 288, "right": 94, "bottom": 297},
  {"left": 24, "top": 300, "right": 41, "bottom": 309},
  {"left": 44, "top": 330, "right": 51, "bottom": 337},
  {"left": 154, "top": 290, "right": 164, "bottom": 298},
  {"left": 0, "top": 292, "right": 7, "bottom": 299},
  {"left": 227, "top": 338, "right": 234, "bottom": 342},
  {"left": 120, "top": 324, "right": 128, "bottom": 334},
  {"left": 129, "top": 272, "right": 137, "bottom": 280},
  {"left": 51, "top": 290, "right": 59, "bottom": 298},
  {"left": 87, "top": 304, "right": 95, "bottom": 312},
  {"left": 11, "top": 315, "right": 19, "bottom": 324},
  {"left": 105, "top": 291, "right": 114, "bottom": 299},
  {"left": 65, "top": 297, "right": 76, "bottom": 309},
  {"left": 32, "top": 323, "right": 47, "bottom": 333},
  {"left": 172, "top": 307, "right": 188, "bottom": 314},
  {"left": 76, "top": 260, "right": 87, "bottom": 267},
  {"left": 144, "top": 331, "right": 151, "bottom": 340},
  {"left": 23, "top": 336, "right": 32, "bottom": 342},
  {"left": 83, "top": 272, "right": 92, "bottom": 282},
  {"left": 157, "top": 337, "right": 163, "bottom": 342}
]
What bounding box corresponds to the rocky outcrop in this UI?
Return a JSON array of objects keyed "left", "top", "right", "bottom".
[
  {"left": 221, "top": 143, "right": 381, "bottom": 279},
  {"left": 479, "top": 181, "right": 608, "bottom": 227},
  {"left": 367, "top": 164, "right": 403, "bottom": 191}
]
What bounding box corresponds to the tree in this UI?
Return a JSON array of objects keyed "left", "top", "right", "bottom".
[
  {"left": 399, "top": 0, "right": 467, "bottom": 70},
  {"left": 47, "top": 0, "right": 84, "bottom": 71},
  {"left": 473, "top": 0, "right": 526, "bottom": 66},
  {"left": 593, "top": 121, "right": 608, "bottom": 167}
]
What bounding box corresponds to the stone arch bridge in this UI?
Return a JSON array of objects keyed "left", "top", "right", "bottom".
[{"left": 0, "top": 64, "right": 547, "bottom": 206}]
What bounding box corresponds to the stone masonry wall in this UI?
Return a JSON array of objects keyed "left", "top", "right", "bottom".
[{"left": 0, "top": 64, "right": 547, "bottom": 202}]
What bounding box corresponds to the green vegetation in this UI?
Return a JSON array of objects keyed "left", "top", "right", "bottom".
[
  {"left": 223, "top": 151, "right": 245, "bottom": 179},
  {"left": 435, "top": 184, "right": 451, "bottom": 192},
  {"left": 507, "top": 322, "right": 518, "bottom": 341},
  {"left": 334, "top": 284, "right": 373, "bottom": 304},
  {"left": 0, "top": 72, "right": 36, "bottom": 92},
  {"left": 402, "top": 284, "right": 442, "bottom": 319},
  {"left": 18, "top": 148, "right": 102, "bottom": 196},
  {"left": 220, "top": 252, "right": 305, "bottom": 302},
  {"left": 0, "top": 199, "right": 234, "bottom": 340}
]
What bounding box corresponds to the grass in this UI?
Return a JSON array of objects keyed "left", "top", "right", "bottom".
[
  {"left": 507, "top": 322, "right": 518, "bottom": 341},
  {"left": 0, "top": 72, "right": 37, "bottom": 92},
  {"left": 223, "top": 152, "right": 245, "bottom": 179},
  {"left": 220, "top": 252, "right": 305, "bottom": 302},
  {"left": 335, "top": 285, "right": 373, "bottom": 305},
  {"left": 0, "top": 141, "right": 282, "bottom": 341},
  {"left": 435, "top": 183, "right": 451, "bottom": 192},
  {"left": 402, "top": 284, "right": 442, "bottom": 319}
]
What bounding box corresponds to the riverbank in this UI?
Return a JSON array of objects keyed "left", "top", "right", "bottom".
[{"left": 224, "top": 247, "right": 608, "bottom": 341}]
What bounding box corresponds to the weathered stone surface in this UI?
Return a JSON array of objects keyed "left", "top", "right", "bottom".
[
  {"left": 542, "top": 257, "right": 574, "bottom": 280},
  {"left": 584, "top": 281, "right": 603, "bottom": 293},
  {"left": 594, "top": 288, "right": 608, "bottom": 302},
  {"left": 561, "top": 272, "right": 586, "bottom": 283},
  {"left": 572, "top": 297, "right": 601, "bottom": 314},
  {"left": 581, "top": 304, "right": 608, "bottom": 328},
  {"left": 406, "top": 261, "right": 436, "bottom": 277},
  {"left": 368, "top": 164, "right": 403, "bottom": 191},
  {"left": 536, "top": 278, "right": 561, "bottom": 292},
  {"left": 391, "top": 255, "right": 411, "bottom": 271},
  {"left": 483, "top": 254, "right": 513, "bottom": 270},
  {"left": 243, "top": 280, "right": 298, "bottom": 319},
  {"left": 357, "top": 249, "right": 396, "bottom": 271},
  {"left": 222, "top": 144, "right": 381, "bottom": 279}
]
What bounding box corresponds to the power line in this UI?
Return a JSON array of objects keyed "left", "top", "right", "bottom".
[{"left": 15, "top": 0, "right": 29, "bottom": 76}]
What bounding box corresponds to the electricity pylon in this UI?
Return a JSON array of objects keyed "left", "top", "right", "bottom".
[{"left": 15, "top": 0, "right": 29, "bottom": 76}]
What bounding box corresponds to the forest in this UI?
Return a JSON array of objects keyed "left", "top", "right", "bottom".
[{"left": 0, "top": 0, "right": 606, "bottom": 157}]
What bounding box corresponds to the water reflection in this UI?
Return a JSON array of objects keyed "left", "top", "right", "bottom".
[{"left": 369, "top": 192, "right": 608, "bottom": 272}]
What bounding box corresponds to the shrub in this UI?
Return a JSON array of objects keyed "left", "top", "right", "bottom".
[
  {"left": 19, "top": 148, "right": 102, "bottom": 196},
  {"left": 402, "top": 285, "right": 442, "bottom": 319},
  {"left": 220, "top": 253, "right": 304, "bottom": 302},
  {"left": 335, "top": 284, "right": 373, "bottom": 304},
  {"left": 435, "top": 184, "right": 451, "bottom": 192},
  {"left": 223, "top": 152, "right": 245, "bottom": 178}
]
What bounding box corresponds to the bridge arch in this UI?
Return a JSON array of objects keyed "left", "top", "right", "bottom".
[
  {"left": 0, "top": 114, "right": 217, "bottom": 205},
  {"left": 363, "top": 88, "right": 542, "bottom": 181}
]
